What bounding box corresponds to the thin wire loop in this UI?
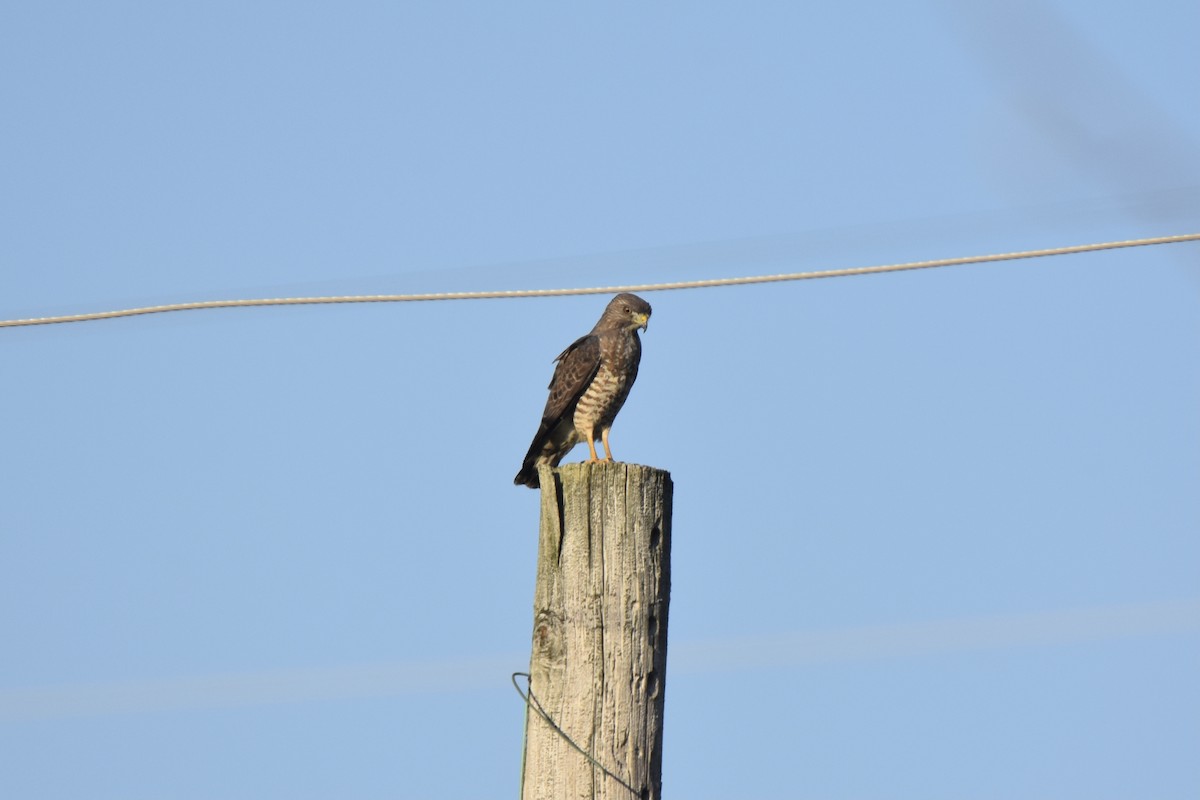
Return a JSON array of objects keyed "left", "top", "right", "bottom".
[
  {"left": 512, "top": 672, "right": 643, "bottom": 799},
  {"left": 3, "top": 232, "right": 1198, "bottom": 328}
]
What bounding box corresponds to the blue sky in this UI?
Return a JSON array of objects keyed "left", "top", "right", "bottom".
[{"left": 2, "top": 2, "right": 1198, "bottom": 798}]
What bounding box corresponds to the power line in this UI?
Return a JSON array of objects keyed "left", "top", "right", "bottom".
[{"left": 3, "top": 232, "right": 1197, "bottom": 329}]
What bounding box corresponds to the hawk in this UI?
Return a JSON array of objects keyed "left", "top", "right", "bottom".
[{"left": 514, "top": 293, "right": 652, "bottom": 489}]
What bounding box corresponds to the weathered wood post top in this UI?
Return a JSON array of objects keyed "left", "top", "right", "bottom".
[{"left": 521, "top": 461, "right": 673, "bottom": 800}]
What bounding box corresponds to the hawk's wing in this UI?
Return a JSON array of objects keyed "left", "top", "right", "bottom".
[
  {"left": 514, "top": 334, "right": 603, "bottom": 487},
  {"left": 540, "top": 334, "right": 602, "bottom": 425}
]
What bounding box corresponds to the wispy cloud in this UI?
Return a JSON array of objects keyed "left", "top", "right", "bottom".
[
  {"left": 3, "top": 599, "right": 1196, "bottom": 721},
  {"left": 670, "top": 598, "right": 1200, "bottom": 672},
  {"left": 0, "top": 656, "right": 521, "bottom": 722}
]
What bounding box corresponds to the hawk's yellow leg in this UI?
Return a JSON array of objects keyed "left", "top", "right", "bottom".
[
  {"left": 600, "top": 428, "right": 614, "bottom": 462},
  {"left": 585, "top": 428, "right": 601, "bottom": 462}
]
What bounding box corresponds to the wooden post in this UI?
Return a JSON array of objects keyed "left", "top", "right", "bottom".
[{"left": 520, "top": 462, "right": 673, "bottom": 800}]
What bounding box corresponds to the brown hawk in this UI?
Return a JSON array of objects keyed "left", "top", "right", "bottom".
[{"left": 514, "top": 293, "right": 652, "bottom": 489}]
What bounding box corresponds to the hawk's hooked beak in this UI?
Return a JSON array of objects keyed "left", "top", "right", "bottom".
[{"left": 633, "top": 311, "right": 650, "bottom": 332}]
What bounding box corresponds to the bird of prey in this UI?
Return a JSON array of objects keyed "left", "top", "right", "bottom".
[{"left": 514, "top": 293, "right": 652, "bottom": 489}]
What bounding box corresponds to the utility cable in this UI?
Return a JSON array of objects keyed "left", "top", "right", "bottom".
[{"left": 2, "top": 232, "right": 1197, "bottom": 328}]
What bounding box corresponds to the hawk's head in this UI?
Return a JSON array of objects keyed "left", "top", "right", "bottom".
[{"left": 604, "top": 293, "right": 652, "bottom": 333}]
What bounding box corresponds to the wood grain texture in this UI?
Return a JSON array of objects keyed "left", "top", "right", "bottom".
[{"left": 521, "top": 462, "right": 673, "bottom": 800}]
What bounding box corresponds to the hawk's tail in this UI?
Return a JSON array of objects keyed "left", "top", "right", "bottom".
[
  {"left": 513, "top": 462, "right": 540, "bottom": 489},
  {"left": 514, "top": 450, "right": 548, "bottom": 488},
  {"left": 514, "top": 426, "right": 554, "bottom": 489}
]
